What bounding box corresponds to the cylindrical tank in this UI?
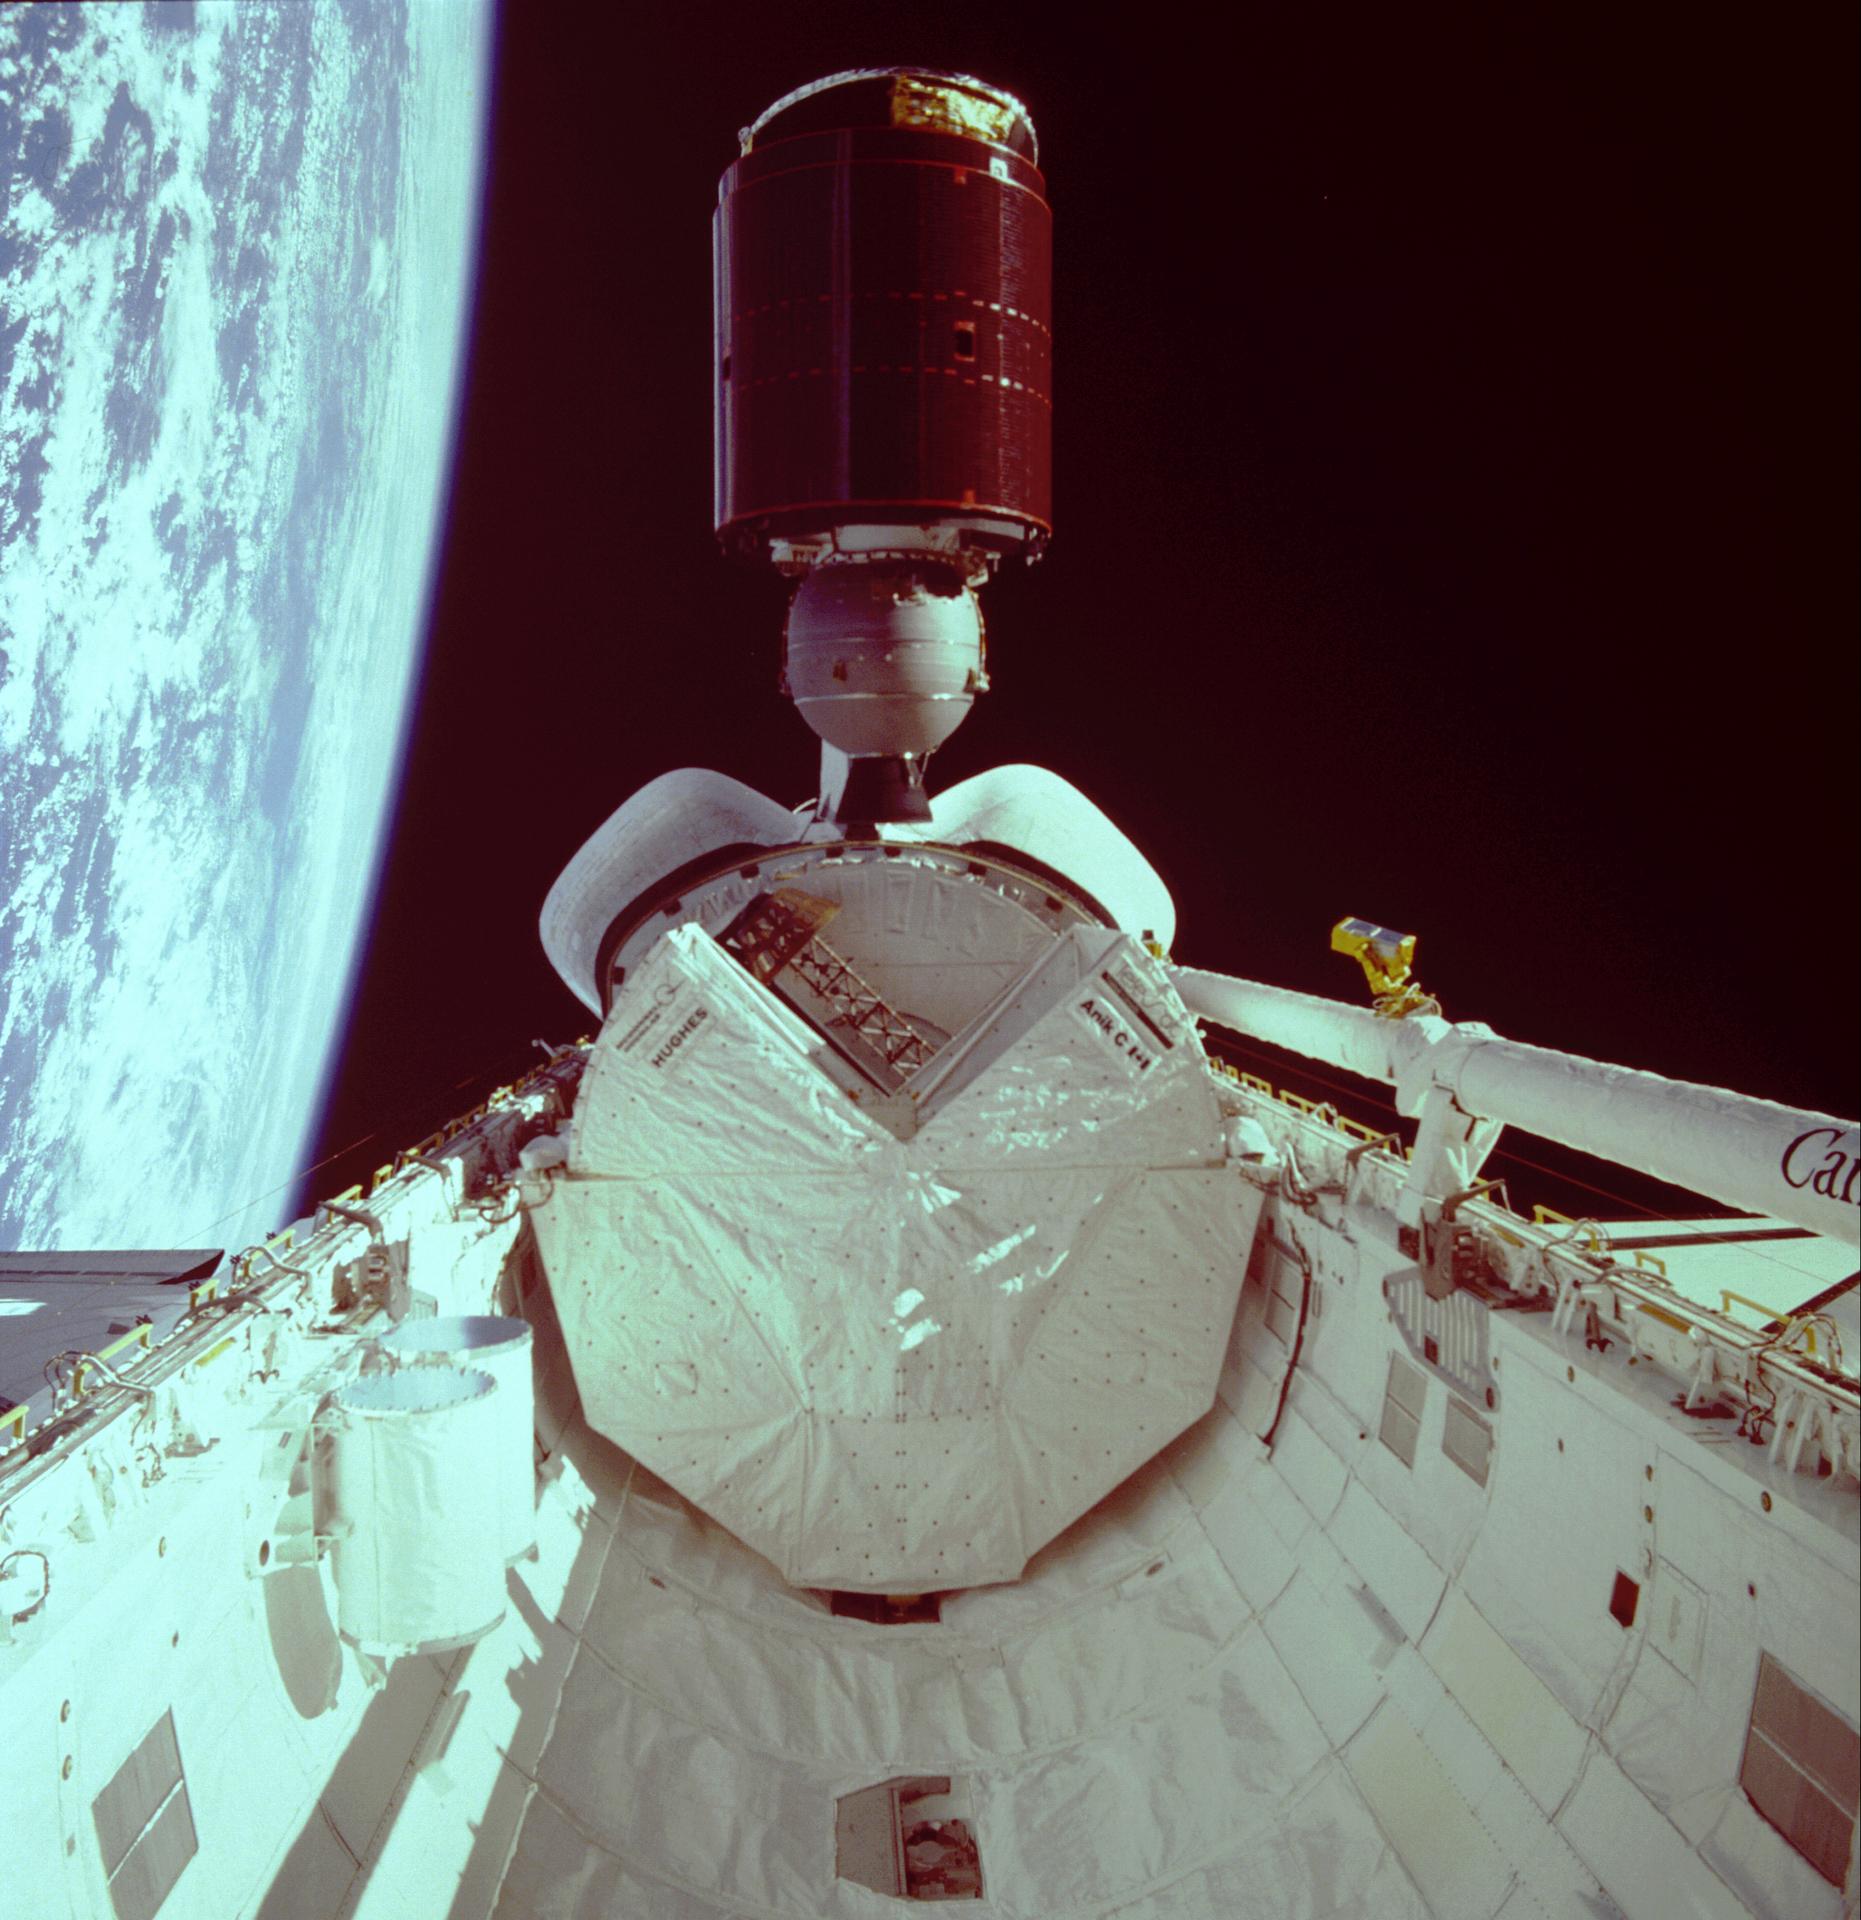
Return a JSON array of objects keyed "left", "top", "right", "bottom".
[
  {"left": 376, "top": 1315, "right": 536, "bottom": 1563},
  {"left": 324, "top": 1366, "right": 505, "bottom": 1657},
  {"left": 714, "top": 69, "right": 1051, "bottom": 570}
]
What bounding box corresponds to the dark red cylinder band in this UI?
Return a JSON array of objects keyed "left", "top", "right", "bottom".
[{"left": 714, "top": 116, "right": 1052, "bottom": 562}]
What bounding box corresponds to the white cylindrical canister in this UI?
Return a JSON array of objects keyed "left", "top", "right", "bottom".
[
  {"left": 376, "top": 1315, "right": 536, "bottom": 1562},
  {"left": 325, "top": 1366, "right": 505, "bottom": 1657}
]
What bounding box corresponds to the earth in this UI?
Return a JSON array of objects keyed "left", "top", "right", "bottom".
[{"left": 0, "top": 1, "right": 493, "bottom": 1257}]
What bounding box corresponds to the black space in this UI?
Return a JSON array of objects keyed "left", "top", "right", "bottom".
[{"left": 303, "top": 4, "right": 1858, "bottom": 1226}]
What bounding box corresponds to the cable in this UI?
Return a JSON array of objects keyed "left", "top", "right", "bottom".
[{"left": 177, "top": 1037, "right": 549, "bottom": 1249}]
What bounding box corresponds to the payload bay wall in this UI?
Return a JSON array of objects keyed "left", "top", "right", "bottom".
[{"left": 0, "top": 1049, "right": 1855, "bottom": 1919}]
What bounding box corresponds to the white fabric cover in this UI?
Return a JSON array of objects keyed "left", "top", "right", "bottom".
[
  {"left": 325, "top": 1366, "right": 506, "bottom": 1655},
  {"left": 929, "top": 763, "right": 1177, "bottom": 951},
  {"left": 482, "top": 1447, "right": 1435, "bottom": 1920},
  {"left": 539, "top": 769, "right": 802, "bottom": 1012},
  {"left": 533, "top": 922, "right": 1261, "bottom": 1590},
  {"left": 376, "top": 1316, "right": 535, "bottom": 1562}
]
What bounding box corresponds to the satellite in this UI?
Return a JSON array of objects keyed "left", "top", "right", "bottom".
[{"left": 2, "top": 68, "right": 1855, "bottom": 1920}]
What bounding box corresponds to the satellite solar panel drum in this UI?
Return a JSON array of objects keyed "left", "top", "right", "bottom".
[
  {"left": 324, "top": 1366, "right": 505, "bottom": 1657},
  {"left": 376, "top": 1314, "right": 537, "bottom": 1562},
  {"left": 715, "top": 70, "right": 1052, "bottom": 566}
]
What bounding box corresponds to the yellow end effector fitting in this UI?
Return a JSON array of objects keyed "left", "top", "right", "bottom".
[
  {"left": 1332, "top": 917, "right": 1439, "bottom": 1020},
  {"left": 1332, "top": 918, "right": 1415, "bottom": 996}
]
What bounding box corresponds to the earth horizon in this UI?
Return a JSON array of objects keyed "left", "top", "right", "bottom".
[{"left": 0, "top": 0, "right": 494, "bottom": 1259}]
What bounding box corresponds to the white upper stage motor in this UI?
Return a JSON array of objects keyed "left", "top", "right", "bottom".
[{"left": 530, "top": 764, "right": 1237, "bottom": 1593}]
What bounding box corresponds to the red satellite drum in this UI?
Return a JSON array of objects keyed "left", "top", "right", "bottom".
[{"left": 714, "top": 72, "right": 1052, "bottom": 566}]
